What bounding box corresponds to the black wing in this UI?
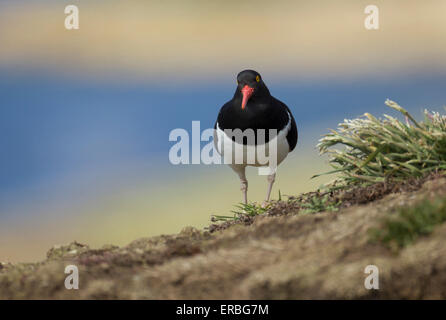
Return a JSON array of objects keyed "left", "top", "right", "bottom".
[{"left": 273, "top": 98, "right": 298, "bottom": 152}]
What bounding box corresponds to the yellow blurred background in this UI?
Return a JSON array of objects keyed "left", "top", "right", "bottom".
[{"left": 2, "top": 0, "right": 446, "bottom": 82}]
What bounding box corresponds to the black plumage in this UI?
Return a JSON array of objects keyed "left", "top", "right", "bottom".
[{"left": 215, "top": 70, "right": 297, "bottom": 149}]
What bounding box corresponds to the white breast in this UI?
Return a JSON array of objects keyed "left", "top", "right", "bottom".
[{"left": 214, "top": 112, "right": 292, "bottom": 169}]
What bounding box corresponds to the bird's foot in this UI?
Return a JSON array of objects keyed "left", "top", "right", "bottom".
[{"left": 261, "top": 201, "right": 270, "bottom": 209}]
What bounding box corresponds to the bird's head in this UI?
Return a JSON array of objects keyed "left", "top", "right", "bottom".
[{"left": 235, "top": 69, "right": 269, "bottom": 110}]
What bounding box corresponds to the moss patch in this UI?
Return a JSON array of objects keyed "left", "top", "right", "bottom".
[{"left": 370, "top": 197, "right": 446, "bottom": 250}]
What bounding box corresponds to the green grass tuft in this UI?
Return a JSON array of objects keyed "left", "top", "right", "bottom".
[
  {"left": 369, "top": 197, "right": 446, "bottom": 250},
  {"left": 300, "top": 194, "right": 340, "bottom": 214},
  {"left": 211, "top": 202, "right": 270, "bottom": 222},
  {"left": 315, "top": 100, "right": 446, "bottom": 186}
]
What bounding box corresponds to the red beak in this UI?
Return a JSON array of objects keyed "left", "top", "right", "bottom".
[{"left": 241, "top": 85, "right": 254, "bottom": 110}]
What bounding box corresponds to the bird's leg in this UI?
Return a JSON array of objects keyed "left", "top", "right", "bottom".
[
  {"left": 262, "top": 173, "right": 276, "bottom": 208},
  {"left": 241, "top": 179, "right": 248, "bottom": 205},
  {"left": 237, "top": 168, "right": 248, "bottom": 205}
]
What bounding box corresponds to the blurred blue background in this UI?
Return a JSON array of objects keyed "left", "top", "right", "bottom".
[{"left": 1, "top": 0, "right": 445, "bottom": 261}]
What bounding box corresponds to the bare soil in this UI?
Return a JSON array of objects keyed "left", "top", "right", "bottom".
[{"left": 2, "top": 174, "right": 446, "bottom": 299}]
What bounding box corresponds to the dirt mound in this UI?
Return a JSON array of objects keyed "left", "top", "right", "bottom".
[{"left": 2, "top": 175, "right": 446, "bottom": 299}]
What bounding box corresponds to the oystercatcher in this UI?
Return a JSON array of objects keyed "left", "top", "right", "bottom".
[{"left": 214, "top": 70, "right": 298, "bottom": 206}]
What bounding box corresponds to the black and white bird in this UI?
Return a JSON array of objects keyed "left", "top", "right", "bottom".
[{"left": 214, "top": 70, "right": 298, "bottom": 206}]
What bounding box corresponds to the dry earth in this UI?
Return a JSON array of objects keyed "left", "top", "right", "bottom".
[{"left": 2, "top": 175, "right": 446, "bottom": 299}]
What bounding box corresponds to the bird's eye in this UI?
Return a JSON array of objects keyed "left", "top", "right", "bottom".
[{"left": 256, "top": 75, "right": 260, "bottom": 82}]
